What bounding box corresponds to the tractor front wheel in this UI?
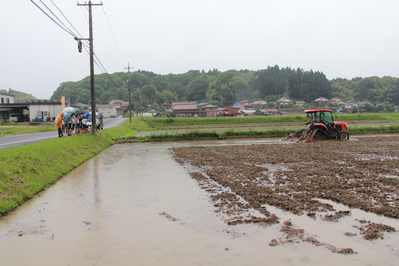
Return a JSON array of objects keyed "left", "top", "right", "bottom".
[{"left": 339, "top": 132, "right": 349, "bottom": 140}]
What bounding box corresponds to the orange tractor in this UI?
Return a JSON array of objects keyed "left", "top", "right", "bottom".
[{"left": 288, "top": 109, "right": 349, "bottom": 141}]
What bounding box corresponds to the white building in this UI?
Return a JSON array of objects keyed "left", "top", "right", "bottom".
[
  {"left": 0, "top": 92, "right": 16, "bottom": 121},
  {"left": 97, "top": 104, "right": 118, "bottom": 118}
]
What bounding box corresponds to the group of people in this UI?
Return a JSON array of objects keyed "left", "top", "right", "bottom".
[{"left": 55, "top": 112, "right": 95, "bottom": 138}]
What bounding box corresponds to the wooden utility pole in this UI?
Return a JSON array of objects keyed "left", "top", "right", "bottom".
[
  {"left": 124, "top": 63, "right": 133, "bottom": 122},
  {"left": 77, "top": 1, "right": 102, "bottom": 134}
]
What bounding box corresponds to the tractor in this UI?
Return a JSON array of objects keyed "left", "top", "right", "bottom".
[{"left": 288, "top": 109, "right": 349, "bottom": 141}]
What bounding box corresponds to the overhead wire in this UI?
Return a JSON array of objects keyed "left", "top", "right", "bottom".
[
  {"left": 50, "top": 0, "right": 84, "bottom": 39},
  {"left": 30, "top": 0, "right": 77, "bottom": 38},
  {"left": 31, "top": 0, "right": 125, "bottom": 88},
  {"left": 101, "top": 6, "right": 126, "bottom": 65}
]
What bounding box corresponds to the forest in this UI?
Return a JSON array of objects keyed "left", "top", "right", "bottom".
[{"left": 49, "top": 65, "right": 399, "bottom": 110}]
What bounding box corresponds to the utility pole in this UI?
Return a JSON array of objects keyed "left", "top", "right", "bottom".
[
  {"left": 77, "top": 1, "right": 102, "bottom": 135},
  {"left": 124, "top": 63, "right": 133, "bottom": 122}
]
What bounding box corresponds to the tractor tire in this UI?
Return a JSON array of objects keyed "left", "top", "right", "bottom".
[{"left": 339, "top": 132, "right": 349, "bottom": 140}]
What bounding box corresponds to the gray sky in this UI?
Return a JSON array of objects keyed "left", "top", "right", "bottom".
[{"left": 1, "top": 0, "right": 399, "bottom": 99}]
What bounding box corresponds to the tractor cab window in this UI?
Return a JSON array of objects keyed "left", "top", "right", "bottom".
[
  {"left": 320, "top": 111, "right": 333, "bottom": 128},
  {"left": 320, "top": 112, "right": 333, "bottom": 123}
]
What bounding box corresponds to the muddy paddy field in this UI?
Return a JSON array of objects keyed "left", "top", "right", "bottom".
[
  {"left": 1, "top": 135, "right": 399, "bottom": 265},
  {"left": 172, "top": 135, "right": 399, "bottom": 261}
]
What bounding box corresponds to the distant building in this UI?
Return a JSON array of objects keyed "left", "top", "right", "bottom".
[
  {"left": 329, "top": 98, "right": 345, "bottom": 106},
  {"left": 276, "top": 97, "right": 292, "bottom": 106},
  {"left": 295, "top": 101, "right": 306, "bottom": 107},
  {"left": 97, "top": 104, "right": 118, "bottom": 118},
  {"left": 0, "top": 91, "right": 15, "bottom": 104},
  {"left": 0, "top": 91, "right": 16, "bottom": 121},
  {"left": 170, "top": 101, "right": 199, "bottom": 116},
  {"left": 108, "top": 99, "right": 125, "bottom": 106},
  {"left": 200, "top": 104, "right": 219, "bottom": 117},
  {"left": 314, "top": 97, "right": 329, "bottom": 107},
  {"left": 252, "top": 100, "right": 267, "bottom": 105}
]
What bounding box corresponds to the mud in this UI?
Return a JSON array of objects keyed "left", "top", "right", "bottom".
[
  {"left": 0, "top": 137, "right": 399, "bottom": 265},
  {"left": 172, "top": 136, "right": 399, "bottom": 257}
]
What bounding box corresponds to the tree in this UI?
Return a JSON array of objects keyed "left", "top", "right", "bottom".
[
  {"left": 187, "top": 75, "right": 214, "bottom": 101},
  {"left": 162, "top": 90, "right": 178, "bottom": 103},
  {"left": 75, "top": 89, "right": 90, "bottom": 104},
  {"left": 229, "top": 76, "right": 249, "bottom": 101},
  {"left": 151, "top": 76, "right": 171, "bottom": 92},
  {"left": 131, "top": 72, "right": 150, "bottom": 89},
  {"left": 391, "top": 79, "right": 399, "bottom": 105}
]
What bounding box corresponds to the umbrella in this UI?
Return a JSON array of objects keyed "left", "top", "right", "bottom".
[
  {"left": 62, "top": 108, "right": 79, "bottom": 122},
  {"left": 62, "top": 107, "right": 76, "bottom": 113}
]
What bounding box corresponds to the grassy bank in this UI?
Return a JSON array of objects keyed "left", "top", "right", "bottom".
[
  {"left": 140, "top": 112, "right": 399, "bottom": 128},
  {"left": 0, "top": 120, "right": 143, "bottom": 216},
  {"left": 123, "top": 124, "right": 399, "bottom": 142},
  {"left": 0, "top": 122, "right": 55, "bottom": 136}
]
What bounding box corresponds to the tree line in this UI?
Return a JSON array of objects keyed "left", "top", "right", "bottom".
[{"left": 50, "top": 65, "right": 399, "bottom": 110}]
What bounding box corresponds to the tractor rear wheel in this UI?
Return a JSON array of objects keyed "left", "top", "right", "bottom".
[{"left": 339, "top": 132, "right": 349, "bottom": 140}]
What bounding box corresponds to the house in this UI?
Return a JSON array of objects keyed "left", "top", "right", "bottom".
[
  {"left": 97, "top": 104, "right": 118, "bottom": 118},
  {"left": 200, "top": 104, "right": 219, "bottom": 117},
  {"left": 344, "top": 102, "right": 358, "bottom": 113},
  {"left": 170, "top": 101, "right": 199, "bottom": 116},
  {"left": 329, "top": 98, "right": 344, "bottom": 105},
  {"left": 252, "top": 100, "right": 267, "bottom": 106},
  {"left": 265, "top": 109, "right": 280, "bottom": 116},
  {"left": 0, "top": 91, "right": 16, "bottom": 121},
  {"left": 357, "top": 101, "right": 373, "bottom": 107},
  {"left": 0, "top": 91, "right": 15, "bottom": 104},
  {"left": 276, "top": 97, "right": 292, "bottom": 106},
  {"left": 242, "top": 110, "right": 256, "bottom": 116},
  {"left": 314, "top": 97, "right": 329, "bottom": 107},
  {"left": 240, "top": 100, "right": 252, "bottom": 106},
  {"left": 108, "top": 99, "right": 125, "bottom": 106},
  {"left": 222, "top": 106, "right": 245, "bottom": 117},
  {"left": 295, "top": 101, "right": 306, "bottom": 107},
  {"left": 253, "top": 109, "right": 269, "bottom": 116}
]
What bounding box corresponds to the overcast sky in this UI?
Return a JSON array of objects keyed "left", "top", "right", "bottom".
[{"left": 1, "top": 0, "right": 399, "bottom": 99}]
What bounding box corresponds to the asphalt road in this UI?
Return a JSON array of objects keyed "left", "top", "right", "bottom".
[{"left": 0, "top": 117, "right": 127, "bottom": 150}]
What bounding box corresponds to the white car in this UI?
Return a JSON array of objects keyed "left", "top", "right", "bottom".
[{"left": 9, "top": 113, "right": 19, "bottom": 122}]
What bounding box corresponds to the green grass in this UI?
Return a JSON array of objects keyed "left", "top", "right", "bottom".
[
  {"left": 140, "top": 115, "right": 306, "bottom": 127},
  {"left": 0, "top": 118, "right": 143, "bottom": 216},
  {"left": 140, "top": 112, "right": 399, "bottom": 128},
  {"left": 0, "top": 123, "right": 56, "bottom": 136}
]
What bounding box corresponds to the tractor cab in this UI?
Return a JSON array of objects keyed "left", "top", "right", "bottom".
[{"left": 304, "top": 109, "right": 349, "bottom": 140}]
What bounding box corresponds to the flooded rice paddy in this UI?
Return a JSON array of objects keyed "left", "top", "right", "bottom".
[{"left": 0, "top": 136, "right": 399, "bottom": 265}]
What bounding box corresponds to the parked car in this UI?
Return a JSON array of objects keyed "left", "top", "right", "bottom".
[{"left": 9, "top": 113, "right": 19, "bottom": 122}]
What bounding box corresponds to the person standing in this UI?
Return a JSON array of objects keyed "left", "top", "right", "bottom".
[{"left": 55, "top": 112, "right": 65, "bottom": 138}]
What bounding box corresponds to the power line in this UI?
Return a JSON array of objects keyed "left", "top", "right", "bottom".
[
  {"left": 101, "top": 6, "right": 126, "bottom": 64},
  {"left": 50, "top": 0, "right": 84, "bottom": 38},
  {"left": 30, "top": 0, "right": 77, "bottom": 37},
  {"left": 32, "top": 1, "right": 122, "bottom": 100}
]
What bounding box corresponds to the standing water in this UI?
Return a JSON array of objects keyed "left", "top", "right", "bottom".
[{"left": 0, "top": 140, "right": 398, "bottom": 265}]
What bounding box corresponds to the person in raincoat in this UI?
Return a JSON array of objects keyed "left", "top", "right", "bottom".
[{"left": 55, "top": 112, "right": 65, "bottom": 138}]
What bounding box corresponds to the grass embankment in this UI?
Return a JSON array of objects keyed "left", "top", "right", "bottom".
[
  {"left": 126, "top": 113, "right": 399, "bottom": 142},
  {"left": 0, "top": 119, "right": 145, "bottom": 216},
  {"left": 141, "top": 113, "right": 399, "bottom": 128},
  {"left": 0, "top": 123, "right": 55, "bottom": 136}
]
